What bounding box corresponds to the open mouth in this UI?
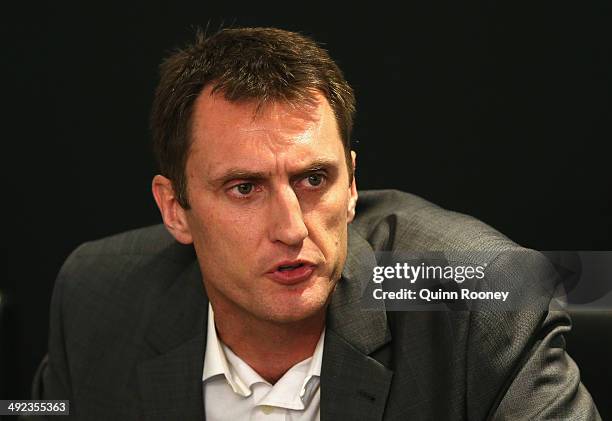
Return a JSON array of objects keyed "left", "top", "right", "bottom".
[
  {"left": 267, "top": 261, "right": 315, "bottom": 285},
  {"left": 277, "top": 263, "right": 305, "bottom": 272}
]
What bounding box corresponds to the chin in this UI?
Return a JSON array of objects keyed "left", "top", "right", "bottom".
[
  {"left": 258, "top": 296, "right": 329, "bottom": 324},
  {"left": 247, "top": 274, "right": 338, "bottom": 323}
]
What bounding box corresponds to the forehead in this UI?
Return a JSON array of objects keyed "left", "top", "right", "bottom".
[{"left": 188, "top": 87, "right": 345, "bottom": 175}]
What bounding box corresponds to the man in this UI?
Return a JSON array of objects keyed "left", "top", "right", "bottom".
[{"left": 33, "top": 27, "right": 600, "bottom": 420}]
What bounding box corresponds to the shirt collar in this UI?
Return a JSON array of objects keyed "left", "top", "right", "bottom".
[
  {"left": 202, "top": 304, "right": 252, "bottom": 396},
  {"left": 202, "top": 303, "right": 325, "bottom": 406},
  {"left": 297, "top": 326, "right": 324, "bottom": 406},
  {"left": 301, "top": 327, "right": 324, "bottom": 393}
]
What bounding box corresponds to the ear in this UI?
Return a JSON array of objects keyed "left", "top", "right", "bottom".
[
  {"left": 347, "top": 150, "right": 358, "bottom": 223},
  {"left": 151, "top": 175, "right": 193, "bottom": 244}
]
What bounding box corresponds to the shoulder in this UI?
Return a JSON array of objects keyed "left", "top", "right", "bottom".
[
  {"left": 63, "top": 224, "right": 182, "bottom": 260},
  {"left": 354, "top": 191, "right": 566, "bottom": 417},
  {"left": 351, "top": 190, "right": 554, "bottom": 295},
  {"left": 54, "top": 224, "right": 197, "bottom": 332},
  {"left": 46, "top": 226, "right": 203, "bottom": 414},
  {"left": 59, "top": 224, "right": 193, "bottom": 278},
  {"left": 352, "top": 189, "right": 518, "bottom": 257},
  {"left": 352, "top": 190, "right": 556, "bottom": 314}
]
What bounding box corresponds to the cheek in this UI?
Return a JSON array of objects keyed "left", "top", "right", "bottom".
[
  {"left": 304, "top": 191, "right": 349, "bottom": 253},
  {"left": 197, "top": 197, "right": 257, "bottom": 232},
  {"left": 320, "top": 186, "right": 350, "bottom": 229},
  {"left": 188, "top": 202, "right": 262, "bottom": 262},
  {"left": 314, "top": 208, "right": 349, "bottom": 281}
]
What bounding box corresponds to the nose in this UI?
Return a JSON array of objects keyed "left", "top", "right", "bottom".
[{"left": 269, "top": 186, "right": 309, "bottom": 246}]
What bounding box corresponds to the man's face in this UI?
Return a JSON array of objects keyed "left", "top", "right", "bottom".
[{"left": 179, "top": 87, "right": 357, "bottom": 324}]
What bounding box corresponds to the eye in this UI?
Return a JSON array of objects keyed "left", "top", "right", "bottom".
[
  {"left": 298, "top": 172, "right": 326, "bottom": 190},
  {"left": 227, "top": 182, "right": 263, "bottom": 200},
  {"left": 233, "top": 183, "right": 254, "bottom": 196},
  {"left": 307, "top": 174, "right": 323, "bottom": 187}
]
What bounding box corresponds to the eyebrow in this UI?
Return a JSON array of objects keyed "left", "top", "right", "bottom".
[{"left": 208, "top": 157, "right": 339, "bottom": 187}]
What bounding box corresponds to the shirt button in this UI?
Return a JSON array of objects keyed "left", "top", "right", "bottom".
[{"left": 261, "top": 405, "right": 274, "bottom": 414}]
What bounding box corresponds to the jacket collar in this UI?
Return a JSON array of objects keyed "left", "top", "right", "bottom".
[
  {"left": 321, "top": 226, "right": 393, "bottom": 420},
  {"left": 327, "top": 224, "right": 391, "bottom": 353},
  {"left": 137, "top": 255, "right": 208, "bottom": 421},
  {"left": 137, "top": 225, "right": 392, "bottom": 420}
]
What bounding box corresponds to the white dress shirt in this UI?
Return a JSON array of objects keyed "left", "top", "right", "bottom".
[{"left": 202, "top": 305, "right": 324, "bottom": 421}]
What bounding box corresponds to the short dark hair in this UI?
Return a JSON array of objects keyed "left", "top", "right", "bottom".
[{"left": 150, "top": 27, "right": 356, "bottom": 208}]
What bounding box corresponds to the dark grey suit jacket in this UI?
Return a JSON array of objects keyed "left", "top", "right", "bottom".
[{"left": 33, "top": 190, "right": 600, "bottom": 420}]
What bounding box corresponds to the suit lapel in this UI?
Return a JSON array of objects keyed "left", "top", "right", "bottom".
[
  {"left": 321, "top": 330, "right": 393, "bottom": 421},
  {"left": 321, "top": 226, "right": 394, "bottom": 421},
  {"left": 137, "top": 258, "right": 208, "bottom": 421},
  {"left": 137, "top": 336, "right": 206, "bottom": 420}
]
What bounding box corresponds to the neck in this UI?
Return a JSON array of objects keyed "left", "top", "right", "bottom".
[{"left": 211, "top": 303, "right": 325, "bottom": 384}]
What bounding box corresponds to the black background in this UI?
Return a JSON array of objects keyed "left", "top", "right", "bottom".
[{"left": 3, "top": 0, "right": 611, "bottom": 415}]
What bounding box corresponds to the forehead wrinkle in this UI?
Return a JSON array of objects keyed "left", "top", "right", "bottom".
[
  {"left": 236, "top": 127, "right": 320, "bottom": 155},
  {"left": 208, "top": 151, "right": 340, "bottom": 187},
  {"left": 192, "top": 88, "right": 331, "bottom": 152},
  {"left": 203, "top": 115, "right": 338, "bottom": 182},
  {"left": 189, "top": 88, "right": 343, "bottom": 186},
  {"left": 239, "top": 111, "right": 322, "bottom": 143},
  {"left": 238, "top": 97, "right": 324, "bottom": 140}
]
